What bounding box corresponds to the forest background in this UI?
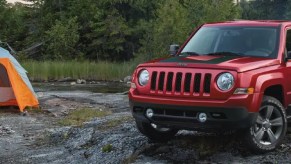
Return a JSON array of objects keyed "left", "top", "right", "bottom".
[{"left": 0, "top": 0, "right": 288, "bottom": 80}]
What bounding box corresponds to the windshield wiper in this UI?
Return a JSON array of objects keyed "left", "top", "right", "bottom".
[
  {"left": 206, "top": 52, "right": 244, "bottom": 56},
  {"left": 179, "top": 52, "right": 200, "bottom": 56}
]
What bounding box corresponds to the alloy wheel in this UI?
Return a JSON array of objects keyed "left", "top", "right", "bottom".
[{"left": 253, "top": 105, "right": 284, "bottom": 145}]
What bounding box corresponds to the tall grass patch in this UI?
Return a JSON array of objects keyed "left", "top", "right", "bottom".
[
  {"left": 58, "top": 108, "right": 112, "bottom": 126},
  {"left": 22, "top": 60, "right": 138, "bottom": 81}
]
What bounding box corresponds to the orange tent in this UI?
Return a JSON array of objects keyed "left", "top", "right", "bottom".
[{"left": 0, "top": 47, "right": 38, "bottom": 112}]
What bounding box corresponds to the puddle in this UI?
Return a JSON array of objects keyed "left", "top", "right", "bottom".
[{"left": 32, "top": 82, "right": 129, "bottom": 93}]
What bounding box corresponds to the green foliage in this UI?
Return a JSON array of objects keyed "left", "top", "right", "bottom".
[
  {"left": 2, "top": 0, "right": 242, "bottom": 61},
  {"left": 92, "top": 7, "right": 131, "bottom": 61},
  {"left": 0, "top": 2, "right": 30, "bottom": 50},
  {"left": 157, "top": 0, "right": 190, "bottom": 57},
  {"left": 45, "top": 17, "right": 79, "bottom": 60},
  {"left": 240, "top": 0, "right": 287, "bottom": 20},
  {"left": 139, "top": 0, "right": 240, "bottom": 59},
  {"left": 188, "top": 0, "right": 240, "bottom": 25},
  {"left": 102, "top": 144, "right": 113, "bottom": 153}
]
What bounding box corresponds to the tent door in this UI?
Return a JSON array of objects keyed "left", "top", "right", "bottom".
[{"left": 0, "top": 64, "right": 15, "bottom": 102}]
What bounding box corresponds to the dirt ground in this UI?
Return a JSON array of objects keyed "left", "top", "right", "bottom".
[{"left": 1, "top": 84, "right": 291, "bottom": 164}]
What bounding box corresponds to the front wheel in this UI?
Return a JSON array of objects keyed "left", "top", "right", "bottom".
[
  {"left": 135, "top": 120, "right": 178, "bottom": 142},
  {"left": 244, "top": 96, "right": 287, "bottom": 152}
]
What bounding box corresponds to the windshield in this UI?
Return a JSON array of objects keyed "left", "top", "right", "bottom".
[{"left": 181, "top": 26, "right": 280, "bottom": 58}]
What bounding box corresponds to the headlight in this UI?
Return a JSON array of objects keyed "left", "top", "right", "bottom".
[
  {"left": 138, "top": 70, "right": 149, "bottom": 86},
  {"left": 217, "top": 73, "right": 234, "bottom": 91}
]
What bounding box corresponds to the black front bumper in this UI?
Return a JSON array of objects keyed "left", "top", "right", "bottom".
[{"left": 130, "top": 101, "right": 258, "bottom": 130}]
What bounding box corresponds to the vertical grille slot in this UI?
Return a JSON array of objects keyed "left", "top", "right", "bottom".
[
  {"left": 204, "top": 73, "right": 212, "bottom": 93},
  {"left": 194, "top": 73, "right": 201, "bottom": 93},
  {"left": 166, "top": 72, "right": 174, "bottom": 91},
  {"left": 158, "top": 72, "right": 165, "bottom": 91},
  {"left": 175, "top": 73, "right": 183, "bottom": 92},
  {"left": 151, "top": 71, "right": 157, "bottom": 90},
  {"left": 184, "top": 73, "right": 192, "bottom": 93}
]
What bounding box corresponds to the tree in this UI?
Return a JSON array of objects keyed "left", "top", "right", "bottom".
[
  {"left": 139, "top": 0, "right": 191, "bottom": 59},
  {"left": 45, "top": 17, "right": 79, "bottom": 60},
  {"left": 139, "top": 0, "right": 241, "bottom": 59},
  {"left": 241, "top": 0, "right": 287, "bottom": 20},
  {"left": 0, "top": 0, "right": 243, "bottom": 61}
]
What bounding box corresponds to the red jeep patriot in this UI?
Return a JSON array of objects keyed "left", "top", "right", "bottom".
[{"left": 129, "top": 20, "right": 291, "bottom": 152}]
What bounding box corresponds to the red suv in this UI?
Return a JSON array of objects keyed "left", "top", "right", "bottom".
[{"left": 129, "top": 20, "right": 291, "bottom": 152}]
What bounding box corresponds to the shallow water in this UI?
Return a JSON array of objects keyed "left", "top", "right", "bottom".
[{"left": 32, "top": 82, "right": 129, "bottom": 93}]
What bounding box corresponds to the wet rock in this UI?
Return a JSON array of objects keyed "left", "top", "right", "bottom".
[
  {"left": 58, "top": 77, "right": 72, "bottom": 82},
  {"left": 42, "top": 105, "right": 69, "bottom": 117},
  {"left": 65, "top": 127, "right": 94, "bottom": 150},
  {"left": 48, "top": 127, "right": 71, "bottom": 144},
  {"left": 126, "top": 81, "right": 131, "bottom": 87},
  {"left": 83, "top": 151, "right": 92, "bottom": 159},
  {"left": 77, "top": 79, "right": 86, "bottom": 84},
  {"left": 209, "top": 152, "right": 238, "bottom": 163},
  {"left": 5, "top": 88, "right": 291, "bottom": 164},
  {"left": 0, "top": 126, "right": 15, "bottom": 135},
  {"left": 70, "top": 82, "right": 76, "bottom": 85},
  {"left": 83, "top": 122, "right": 147, "bottom": 164},
  {"left": 21, "top": 111, "right": 29, "bottom": 117},
  {"left": 89, "top": 81, "right": 96, "bottom": 84},
  {"left": 123, "top": 76, "right": 132, "bottom": 83}
]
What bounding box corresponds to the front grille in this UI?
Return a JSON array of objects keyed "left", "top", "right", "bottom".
[{"left": 150, "top": 71, "right": 212, "bottom": 96}]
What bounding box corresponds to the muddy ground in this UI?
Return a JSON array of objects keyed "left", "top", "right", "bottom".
[{"left": 1, "top": 83, "right": 291, "bottom": 164}]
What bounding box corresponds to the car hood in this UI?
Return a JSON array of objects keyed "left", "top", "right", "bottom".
[{"left": 138, "top": 55, "right": 280, "bottom": 72}]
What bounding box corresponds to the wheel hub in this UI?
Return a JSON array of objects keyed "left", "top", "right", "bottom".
[{"left": 262, "top": 120, "right": 271, "bottom": 129}]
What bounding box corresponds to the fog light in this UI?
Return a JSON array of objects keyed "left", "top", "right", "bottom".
[
  {"left": 198, "top": 113, "right": 207, "bottom": 123},
  {"left": 146, "top": 108, "right": 154, "bottom": 118}
]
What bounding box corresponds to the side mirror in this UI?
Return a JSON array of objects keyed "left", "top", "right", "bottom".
[{"left": 169, "top": 44, "right": 180, "bottom": 56}]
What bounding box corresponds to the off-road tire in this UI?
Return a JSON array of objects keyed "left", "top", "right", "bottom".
[
  {"left": 244, "top": 96, "right": 287, "bottom": 153},
  {"left": 135, "top": 120, "right": 178, "bottom": 142}
]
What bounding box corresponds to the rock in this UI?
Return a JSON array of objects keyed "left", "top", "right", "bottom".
[
  {"left": 0, "top": 126, "right": 15, "bottom": 135},
  {"left": 123, "top": 76, "right": 132, "bottom": 83},
  {"left": 70, "top": 82, "right": 76, "bottom": 85},
  {"left": 58, "top": 77, "right": 72, "bottom": 82},
  {"left": 48, "top": 127, "right": 71, "bottom": 144},
  {"left": 126, "top": 81, "right": 131, "bottom": 87},
  {"left": 65, "top": 127, "right": 94, "bottom": 150},
  {"left": 21, "top": 111, "right": 29, "bottom": 117},
  {"left": 43, "top": 105, "right": 69, "bottom": 117},
  {"left": 37, "top": 92, "right": 44, "bottom": 98},
  {"left": 77, "top": 79, "right": 86, "bottom": 84}
]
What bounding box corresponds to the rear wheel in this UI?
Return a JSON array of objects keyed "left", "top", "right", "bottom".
[
  {"left": 244, "top": 96, "right": 287, "bottom": 152},
  {"left": 135, "top": 120, "right": 178, "bottom": 142}
]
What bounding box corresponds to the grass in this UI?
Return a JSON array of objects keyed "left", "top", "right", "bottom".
[
  {"left": 98, "top": 116, "right": 132, "bottom": 130},
  {"left": 21, "top": 60, "right": 139, "bottom": 81},
  {"left": 58, "top": 108, "right": 112, "bottom": 126},
  {"left": 102, "top": 144, "right": 113, "bottom": 153}
]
